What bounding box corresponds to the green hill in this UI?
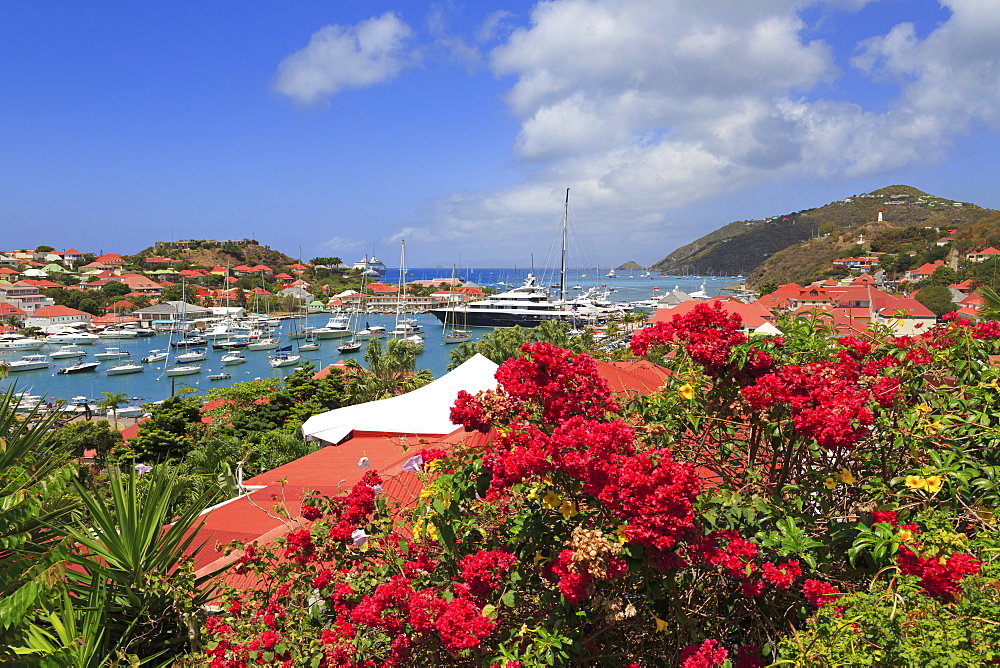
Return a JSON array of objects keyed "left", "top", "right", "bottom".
[{"left": 650, "top": 186, "right": 994, "bottom": 284}]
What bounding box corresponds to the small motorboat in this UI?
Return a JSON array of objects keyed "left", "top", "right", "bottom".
[
  {"left": 141, "top": 349, "right": 168, "bottom": 364},
  {"left": 7, "top": 354, "right": 52, "bottom": 372},
  {"left": 221, "top": 352, "right": 247, "bottom": 365},
  {"left": 49, "top": 345, "right": 88, "bottom": 359},
  {"left": 208, "top": 371, "right": 231, "bottom": 381},
  {"left": 57, "top": 360, "right": 101, "bottom": 374}
]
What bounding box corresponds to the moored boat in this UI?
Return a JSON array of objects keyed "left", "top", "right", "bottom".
[
  {"left": 7, "top": 354, "right": 51, "bottom": 371},
  {"left": 165, "top": 364, "right": 202, "bottom": 377},
  {"left": 106, "top": 361, "right": 144, "bottom": 375},
  {"left": 220, "top": 352, "right": 247, "bottom": 365},
  {"left": 57, "top": 360, "right": 101, "bottom": 374},
  {"left": 49, "top": 344, "right": 88, "bottom": 359}
]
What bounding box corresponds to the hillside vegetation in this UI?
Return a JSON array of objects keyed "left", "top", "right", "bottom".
[
  {"left": 652, "top": 186, "right": 994, "bottom": 283},
  {"left": 131, "top": 243, "right": 297, "bottom": 269}
]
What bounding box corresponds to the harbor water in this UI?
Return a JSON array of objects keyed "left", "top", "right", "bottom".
[{"left": 1, "top": 270, "right": 741, "bottom": 406}]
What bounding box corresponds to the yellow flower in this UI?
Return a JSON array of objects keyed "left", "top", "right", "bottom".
[
  {"left": 924, "top": 476, "right": 943, "bottom": 494},
  {"left": 426, "top": 522, "right": 438, "bottom": 541},
  {"left": 559, "top": 499, "right": 578, "bottom": 520},
  {"left": 527, "top": 487, "right": 542, "bottom": 500},
  {"left": 678, "top": 383, "right": 695, "bottom": 400},
  {"left": 542, "top": 490, "right": 560, "bottom": 510},
  {"left": 654, "top": 617, "right": 668, "bottom": 633},
  {"left": 978, "top": 378, "right": 999, "bottom": 389},
  {"left": 926, "top": 420, "right": 944, "bottom": 434},
  {"left": 419, "top": 487, "right": 435, "bottom": 501},
  {"left": 898, "top": 529, "right": 914, "bottom": 542},
  {"left": 838, "top": 469, "right": 857, "bottom": 485},
  {"left": 824, "top": 477, "right": 837, "bottom": 490},
  {"left": 915, "top": 403, "right": 932, "bottom": 417},
  {"left": 614, "top": 524, "right": 628, "bottom": 544},
  {"left": 533, "top": 551, "right": 549, "bottom": 567},
  {"left": 905, "top": 475, "right": 925, "bottom": 490}
]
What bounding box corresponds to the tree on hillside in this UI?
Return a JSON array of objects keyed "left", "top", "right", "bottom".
[
  {"left": 914, "top": 283, "right": 955, "bottom": 316},
  {"left": 100, "top": 281, "right": 130, "bottom": 299},
  {"left": 34, "top": 245, "right": 54, "bottom": 253}
]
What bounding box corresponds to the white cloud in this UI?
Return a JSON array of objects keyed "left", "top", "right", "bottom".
[
  {"left": 273, "top": 12, "right": 414, "bottom": 105},
  {"left": 418, "top": 0, "right": 1000, "bottom": 263},
  {"left": 318, "top": 237, "right": 366, "bottom": 253}
]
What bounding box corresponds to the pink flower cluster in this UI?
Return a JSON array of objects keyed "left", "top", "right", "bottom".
[
  {"left": 543, "top": 549, "right": 628, "bottom": 605},
  {"left": 348, "top": 574, "right": 499, "bottom": 655},
  {"left": 897, "top": 546, "right": 981, "bottom": 603},
  {"left": 680, "top": 639, "right": 728, "bottom": 668},
  {"left": 630, "top": 302, "right": 748, "bottom": 378},
  {"left": 692, "top": 529, "right": 802, "bottom": 596},
  {"left": 801, "top": 579, "right": 842, "bottom": 608},
  {"left": 451, "top": 343, "right": 702, "bottom": 565},
  {"left": 458, "top": 549, "right": 517, "bottom": 600}
]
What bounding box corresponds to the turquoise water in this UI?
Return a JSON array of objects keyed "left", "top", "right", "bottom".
[{"left": 1, "top": 271, "right": 740, "bottom": 405}]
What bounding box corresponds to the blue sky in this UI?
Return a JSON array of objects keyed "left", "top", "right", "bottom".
[{"left": 3, "top": 0, "right": 1000, "bottom": 269}]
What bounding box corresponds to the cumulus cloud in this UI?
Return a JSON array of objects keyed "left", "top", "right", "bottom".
[
  {"left": 274, "top": 12, "right": 414, "bottom": 105},
  {"left": 419, "top": 0, "right": 1000, "bottom": 261}
]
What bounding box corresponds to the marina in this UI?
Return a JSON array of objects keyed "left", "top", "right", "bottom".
[{"left": 0, "top": 271, "right": 738, "bottom": 407}]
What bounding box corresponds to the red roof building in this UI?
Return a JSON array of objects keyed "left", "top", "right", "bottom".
[
  {"left": 24, "top": 304, "right": 93, "bottom": 328},
  {"left": 0, "top": 302, "right": 26, "bottom": 317},
  {"left": 967, "top": 247, "right": 1000, "bottom": 263}
]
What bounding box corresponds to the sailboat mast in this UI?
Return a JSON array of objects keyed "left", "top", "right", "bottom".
[{"left": 560, "top": 187, "right": 569, "bottom": 302}]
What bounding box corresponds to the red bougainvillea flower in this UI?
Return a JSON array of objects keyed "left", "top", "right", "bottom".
[
  {"left": 680, "top": 638, "right": 729, "bottom": 668},
  {"left": 802, "top": 579, "right": 842, "bottom": 608},
  {"left": 897, "top": 547, "right": 980, "bottom": 602}
]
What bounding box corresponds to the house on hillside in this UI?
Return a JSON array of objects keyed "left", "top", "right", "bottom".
[
  {"left": 904, "top": 261, "right": 945, "bottom": 282},
  {"left": 967, "top": 247, "right": 1000, "bottom": 263},
  {"left": 24, "top": 304, "right": 93, "bottom": 329},
  {"left": 0, "top": 281, "right": 55, "bottom": 314}
]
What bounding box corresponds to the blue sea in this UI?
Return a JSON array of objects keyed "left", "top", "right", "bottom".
[{"left": 1, "top": 270, "right": 741, "bottom": 406}]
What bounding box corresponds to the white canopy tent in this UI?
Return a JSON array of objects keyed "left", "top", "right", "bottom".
[
  {"left": 754, "top": 321, "right": 783, "bottom": 335},
  {"left": 301, "top": 353, "right": 499, "bottom": 446}
]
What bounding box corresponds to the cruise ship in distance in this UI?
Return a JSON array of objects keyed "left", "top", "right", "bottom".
[{"left": 352, "top": 255, "right": 387, "bottom": 277}]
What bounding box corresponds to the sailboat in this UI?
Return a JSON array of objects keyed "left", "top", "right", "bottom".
[
  {"left": 338, "top": 266, "right": 369, "bottom": 354},
  {"left": 388, "top": 239, "right": 423, "bottom": 347},
  {"left": 269, "top": 345, "right": 301, "bottom": 368},
  {"left": 163, "top": 280, "right": 203, "bottom": 377},
  {"left": 442, "top": 265, "right": 472, "bottom": 344}
]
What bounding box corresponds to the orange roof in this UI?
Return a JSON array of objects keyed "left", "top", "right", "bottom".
[
  {"left": 0, "top": 302, "right": 26, "bottom": 316},
  {"left": 29, "top": 305, "right": 92, "bottom": 318},
  {"left": 650, "top": 299, "right": 773, "bottom": 328}
]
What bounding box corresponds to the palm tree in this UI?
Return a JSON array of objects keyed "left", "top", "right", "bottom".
[
  {"left": 98, "top": 391, "right": 129, "bottom": 429},
  {"left": 345, "top": 338, "right": 432, "bottom": 403},
  {"left": 977, "top": 286, "right": 1000, "bottom": 320},
  {"left": 0, "top": 387, "right": 78, "bottom": 653}
]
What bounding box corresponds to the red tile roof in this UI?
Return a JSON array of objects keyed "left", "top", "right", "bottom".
[{"left": 29, "top": 305, "right": 92, "bottom": 318}]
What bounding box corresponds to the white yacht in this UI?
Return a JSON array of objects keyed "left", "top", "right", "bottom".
[
  {"left": 313, "top": 315, "right": 354, "bottom": 340},
  {"left": 99, "top": 327, "right": 138, "bottom": 339},
  {"left": 95, "top": 347, "right": 131, "bottom": 360},
  {"left": 0, "top": 334, "right": 46, "bottom": 351},
  {"left": 141, "top": 349, "right": 168, "bottom": 364},
  {"left": 7, "top": 354, "right": 51, "bottom": 371},
  {"left": 429, "top": 275, "right": 588, "bottom": 328},
  {"left": 46, "top": 329, "right": 99, "bottom": 345},
  {"left": 49, "top": 344, "right": 88, "bottom": 359},
  {"left": 221, "top": 352, "right": 247, "bottom": 365},
  {"left": 165, "top": 364, "right": 202, "bottom": 377}
]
